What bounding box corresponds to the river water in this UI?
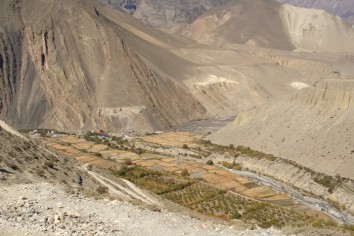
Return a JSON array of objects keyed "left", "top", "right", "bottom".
[{"left": 231, "top": 169, "right": 354, "bottom": 225}]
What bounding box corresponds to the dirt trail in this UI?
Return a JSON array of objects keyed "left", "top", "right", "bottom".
[
  {"left": 120, "top": 179, "right": 161, "bottom": 205},
  {"left": 0, "top": 120, "right": 28, "bottom": 141},
  {"left": 86, "top": 169, "right": 161, "bottom": 206}
]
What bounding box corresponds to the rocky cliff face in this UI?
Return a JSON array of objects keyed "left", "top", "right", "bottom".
[{"left": 0, "top": 0, "right": 207, "bottom": 132}]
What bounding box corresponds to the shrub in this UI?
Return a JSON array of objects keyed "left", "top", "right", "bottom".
[
  {"left": 231, "top": 210, "right": 241, "bottom": 219},
  {"left": 117, "top": 164, "right": 128, "bottom": 176},
  {"left": 181, "top": 169, "right": 189, "bottom": 177},
  {"left": 44, "top": 161, "right": 55, "bottom": 169},
  {"left": 222, "top": 161, "right": 234, "bottom": 169},
  {"left": 190, "top": 154, "right": 202, "bottom": 159},
  {"left": 182, "top": 144, "right": 188, "bottom": 149},
  {"left": 233, "top": 163, "right": 242, "bottom": 170},
  {"left": 36, "top": 169, "right": 45, "bottom": 177},
  {"left": 124, "top": 159, "right": 133, "bottom": 165},
  {"left": 9, "top": 163, "right": 20, "bottom": 171},
  {"left": 136, "top": 148, "right": 144, "bottom": 155},
  {"left": 96, "top": 186, "right": 108, "bottom": 194},
  {"left": 94, "top": 152, "right": 103, "bottom": 157},
  {"left": 206, "top": 160, "right": 214, "bottom": 165}
]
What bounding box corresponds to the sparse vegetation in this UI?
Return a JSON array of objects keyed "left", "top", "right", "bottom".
[
  {"left": 111, "top": 163, "right": 341, "bottom": 229},
  {"left": 222, "top": 161, "right": 241, "bottom": 170},
  {"left": 235, "top": 145, "right": 277, "bottom": 161},
  {"left": 314, "top": 174, "right": 339, "bottom": 193},
  {"left": 113, "top": 166, "right": 194, "bottom": 195}
]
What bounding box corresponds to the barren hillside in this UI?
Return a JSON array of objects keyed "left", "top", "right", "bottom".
[
  {"left": 209, "top": 79, "right": 354, "bottom": 179},
  {"left": 2, "top": 0, "right": 349, "bottom": 132},
  {"left": 98, "top": 0, "right": 232, "bottom": 32},
  {"left": 0, "top": 0, "right": 208, "bottom": 132},
  {"left": 181, "top": 0, "right": 354, "bottom": 53},
  {"left": 277, "top": 0, "right": 354, "bottom": 23}
]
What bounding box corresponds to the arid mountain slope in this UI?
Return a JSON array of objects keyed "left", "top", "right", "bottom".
[
  {"left": 209, "top": 79, "right": 354, "bottom": 179},
  {"left": 182, "top": 0, "right": 354, "bottom": 52},
  {"left": 1, "top": 0, "right": 354, "bottom": 133},
  {"left": 182, "top": 0, "right": 294, "bottom": 50},
  {"left": 98, "top": 0, "right": 232, "bottom": 32},
  {"left": 280, "top": 4, "right": 354, "bottom": 52},
  {"left": 277, "top": 0, "right": 354, "bottom": 23},
  {"left": 0, "top": 0, "right": 207, "bottom": 132}
]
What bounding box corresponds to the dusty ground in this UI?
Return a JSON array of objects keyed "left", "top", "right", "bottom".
[{"left": 0, "top": 183, "right": 287, "bottom": 236}]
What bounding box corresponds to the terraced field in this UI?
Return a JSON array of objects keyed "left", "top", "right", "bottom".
[
  {"left": 164, "top": 182, "right": 319, "bottom": 228},
  {"left": 38, "top": 132, "right": 338, "bottom": 229}
]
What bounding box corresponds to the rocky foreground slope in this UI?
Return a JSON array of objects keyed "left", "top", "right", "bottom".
[
  {"left": 0, "top": 125, "right": 94, "bottom": 186},
  {"left": 0, "top": 183, "right": 288, "bottom": 236},
  {"left": 209, "top": 79, "right": 354, "bottom": 179}
]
